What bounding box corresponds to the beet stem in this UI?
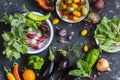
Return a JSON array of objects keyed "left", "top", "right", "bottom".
[{"left": 98, "top": 0, "right": 110, "bottom": 13}]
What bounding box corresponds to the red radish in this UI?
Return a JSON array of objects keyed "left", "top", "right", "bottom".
[
  {"left": 32, "top": 45, "right": 40, "bottom": 49},
  {"left": 37, "top": 37, "right": 44, "bottom": 43},
  {"left": 27, "top": 33, "right": 36, "bottom": 39},
  {"left": 36, "top": 32, "right": 42, "bottom": 37},
  {"left": 24, "top": 39, "right": 30, "bottom": 44},
  {"left": 93, "top": 0, "right": 104, "bottom": 10},
  {"left": 34, "top": 36, "right": 39, "bottom": 40},
  {"left": 30, "top": 39, "right": 37, "bottom": 45}
]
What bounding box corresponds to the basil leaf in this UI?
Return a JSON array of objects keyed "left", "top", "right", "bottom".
[
  {"left": 1, "top": 32, "right": 13, "bottom": 41},
  {"left": 12, "top": 49, "right": 21, "bottom": 59},
  {"left": 21, "top": 44, "right": 28, "bottom": 53},
  {"left": 69, "top": 59, "right": 90, "bottom": 77}
]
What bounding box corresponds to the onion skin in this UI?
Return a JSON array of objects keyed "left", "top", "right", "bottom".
[{"left": 96, "top": 58, "right": 111, "bottom": 72}]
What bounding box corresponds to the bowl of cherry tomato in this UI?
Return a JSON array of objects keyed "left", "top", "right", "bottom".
[{"left": 56, "top": 0, "right": 89, "bottom": 23}]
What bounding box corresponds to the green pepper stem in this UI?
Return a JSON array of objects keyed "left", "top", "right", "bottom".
[
  {"left": 4, "top": 67, "right": 8, "bottom": 73},
  {"left": 58, "top": 49, "right": 67, "bottom": 56},
  {"left": 23, "top": 5, "right": 29, "bottom": 12},
  {"left": 13, "top": 62, "right": 18, "bottom": 67},
  {"left": 49, "top": 47, "right": 55, "bottom": 61}
]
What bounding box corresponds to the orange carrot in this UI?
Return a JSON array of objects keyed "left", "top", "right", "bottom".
[
  {"left": 35, "top": 0, "right": 52, "bottom": 11},
  {"left": 13, "top": 63, "right": 21, "bottom": 80}
]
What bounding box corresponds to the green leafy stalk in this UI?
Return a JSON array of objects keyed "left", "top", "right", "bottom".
[{"left": 49, "top": 47, "right": 55, "bottom": 61}]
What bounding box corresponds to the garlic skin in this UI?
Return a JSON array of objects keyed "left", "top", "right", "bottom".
[
  {"left": 96, "top": 58, "right": 111, "bottom": 72},
  {"left": 59, "top": 38, "right": 68, "bottom": 44}
]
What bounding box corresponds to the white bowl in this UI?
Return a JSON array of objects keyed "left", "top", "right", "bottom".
[
  {"left": 25, "top": 12, "right": 54, "bottom": 54},
  {"left": 95, "top": 39, "right": 120, "bottom": 53},
  {"left": 56, "top": 0, "right": 89, "bottom": 23}
]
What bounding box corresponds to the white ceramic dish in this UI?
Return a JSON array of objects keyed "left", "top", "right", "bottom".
[
  {"left": 56, "top": 0, "right": 89, "bottom": 23},
  {"left": 95, "top": 39, "right": 120, "bottom": 53},
  {"left": 25, "top": 12, "right": 54, "bottom": 54}
]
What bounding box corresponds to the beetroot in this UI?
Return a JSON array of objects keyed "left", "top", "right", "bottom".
[
  {"left": 93, "top": 0, "right": 104, "bottom": 10},
  {"left": 87, "top": 12, "right": 100, "bottom": 24}
]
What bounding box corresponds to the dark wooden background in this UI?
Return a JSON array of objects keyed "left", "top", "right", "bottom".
[{"left": 0, "top": 0, "right": 120, "bottom": 80}]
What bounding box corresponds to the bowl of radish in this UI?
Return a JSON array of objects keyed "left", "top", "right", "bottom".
[
  {"left": 24, "top": 12, "right": 54, "bottom": 54},
  {"left": 56, "top": 0, "right": 89, "bottom": 23}
]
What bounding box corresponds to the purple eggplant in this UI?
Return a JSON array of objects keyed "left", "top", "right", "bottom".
[
  {"left": 48, "top": 49, "right": 70, "bottom": 80},
  {"left": 42, "top": 47, "right": 55, "bottom": 80},
  {"left": 56, "top": 49, "right": 69, "bottom": 71},
  {"left": 57, "top": 55, "right": 69, "bottom": 71},
  {"left": 42, "top": 61, "right": 54, "bottom": 80}
]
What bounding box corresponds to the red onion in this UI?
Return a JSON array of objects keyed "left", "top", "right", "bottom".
[{"left": 59, "top": 28, "right": 67, "bottom": 37}]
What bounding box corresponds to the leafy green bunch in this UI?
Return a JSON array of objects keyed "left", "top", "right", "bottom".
[
  {"left": 0, "top": 13, "right": 29, "bottom": 60},
  {"left": 94, "top": 17, "right": 120, "bottom": 52}
]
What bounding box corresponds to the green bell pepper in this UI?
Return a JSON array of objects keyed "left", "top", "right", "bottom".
[
  {"left": 85, "top": 48, "right": 100, "bottom": 72},
  {"left": 28, "top": 55, "right": 44, "bottom": 70}
]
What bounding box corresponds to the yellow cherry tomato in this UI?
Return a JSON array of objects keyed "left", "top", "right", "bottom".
[
  {"left": 73, "top": 10, "right": 82, "bottom": 17},
  {"left": 74, "top": 0, "right": 80, "bottom": 3},
  {"left": 72, "top": 3, "right": 78, "bottom": 9},
  {"left": 23, "top": 69, "right": 35, "bottom": 80},
  {"left": 83, "top": 45, "right": 88, "bottom": 52},
  {"left": 67, "top": 0, "right": 72, "bottom": 4},
  {"left": 62, "top": 4, "right": 67, "bottom": 9},
  {"left": 73, "top": 16, "right": 79, "bottom": 21},
  {"left": 81, "top": 29, "right": 88, "bottom": 36},
  {"left": 52, "top": 18, "right": 59, "bottom": 25}
]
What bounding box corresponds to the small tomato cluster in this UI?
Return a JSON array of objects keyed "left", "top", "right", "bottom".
[{"left": 58, "top": 0, "right": 89, "bottom": 21}]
